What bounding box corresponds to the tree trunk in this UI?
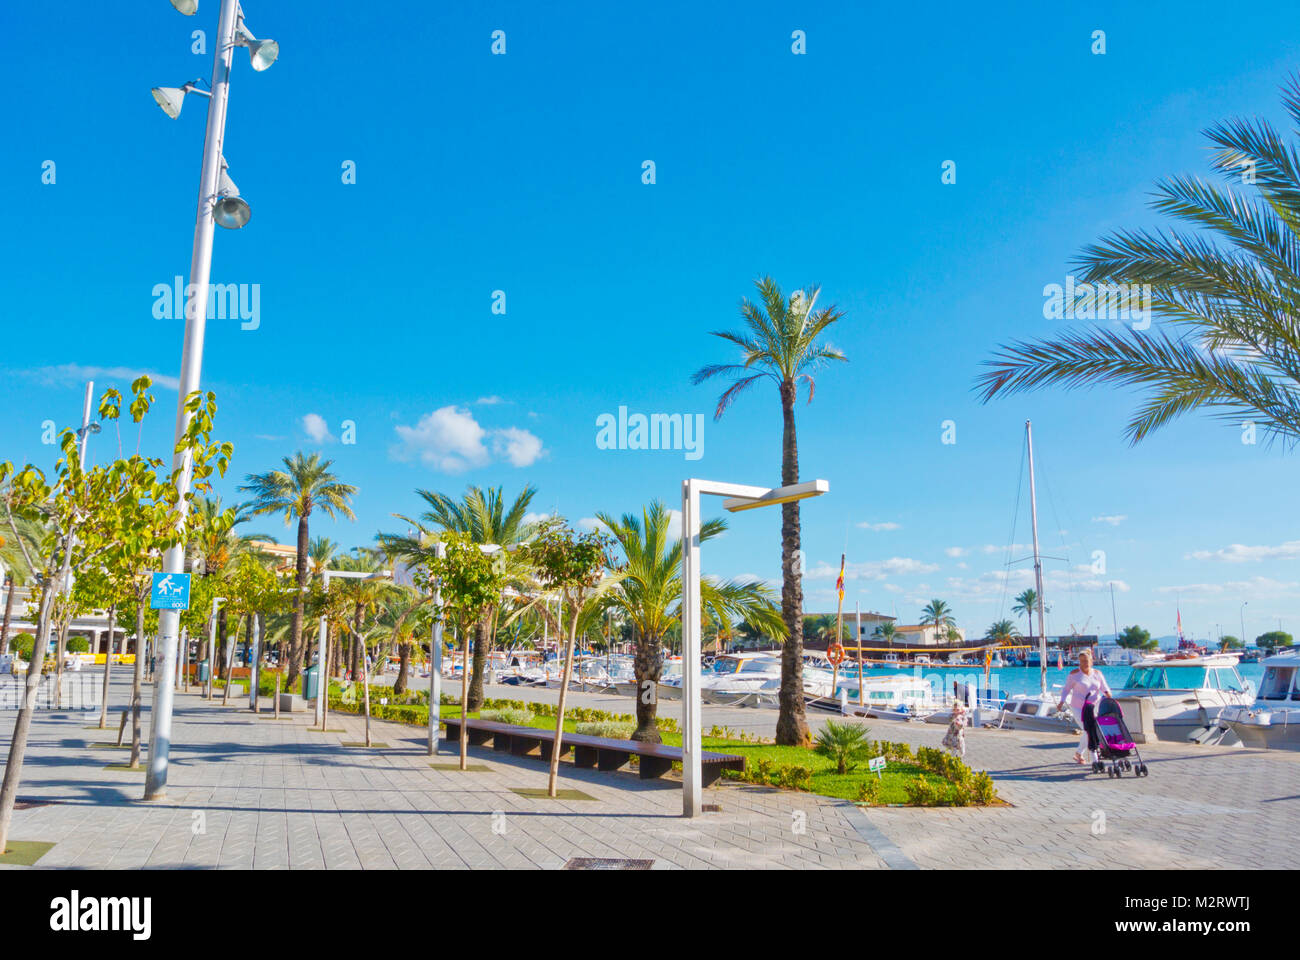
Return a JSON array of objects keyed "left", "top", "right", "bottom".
[
  {"left": 0, "top": 577, "right": 56, "bottom": 854},
  {"left": 631, "top": 628, "right": 663, "bottom": 743},
  {"left": 98, "top": 606, "right": 116, "bottom": 728},
  {"left": 458, "top": 628, "right": 470, "bottom": 769},
  {"left": 359, "top": 631, "right": 372, "bottom": 747},
  {"left": 467, "top": 612, "right": 492, "bottom": 712},
  {"left": 547, "top": 605, "right": 579, "bottom": 797},
  {"left": 0, "top": 574, "right": 14, "bottom": 657},
  {"left": 53, "top": 616, "right": 69, "bottom": 709},
  {"left": 775, "top": 378, "right": 811, "bottom": 746},
  {"left": 288, "top": 514, "right": 310, "bottom": 689},
  {"left": 129, "top": 603, "right": 146, "bottom": 768},
  {"left": 393, "top": 642, "right": 410, "bottom": 696}
]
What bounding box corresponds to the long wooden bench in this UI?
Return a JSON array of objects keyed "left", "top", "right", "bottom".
[{"left": 440, "top": 717, "right": 745, "bottom": 786}]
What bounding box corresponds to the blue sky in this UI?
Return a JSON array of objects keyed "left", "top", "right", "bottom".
[{"left": 4, "top": 0, "right": 1300, "bottom": 644}]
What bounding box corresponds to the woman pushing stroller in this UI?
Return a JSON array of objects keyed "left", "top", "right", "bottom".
[{"left": 1056, "top": 650, "right": 1111, "bottom": 765}]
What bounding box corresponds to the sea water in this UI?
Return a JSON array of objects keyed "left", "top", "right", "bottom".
[{"left": 837, "top": 663, "right": 1265, "bottom": 701}]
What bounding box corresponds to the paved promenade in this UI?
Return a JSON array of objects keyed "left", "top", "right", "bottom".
[{"left": 1, "top": 670, "right": 1293, "bottom": 869}]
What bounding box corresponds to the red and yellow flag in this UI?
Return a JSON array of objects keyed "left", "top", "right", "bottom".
[{"left": 836, "top": 554, "right": 845, "bottom": 603}]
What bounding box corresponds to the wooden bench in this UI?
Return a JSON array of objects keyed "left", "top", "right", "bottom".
[{"left": 440, "top": 717, "right": 745, "bottom": 786}]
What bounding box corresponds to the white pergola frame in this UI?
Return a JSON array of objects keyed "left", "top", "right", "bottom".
[
  {"left": 315, "top": 568, "right": 391, "bottom": 727},
  {"left": 680, "top": 478, "right": 828, "bottom": 817}
]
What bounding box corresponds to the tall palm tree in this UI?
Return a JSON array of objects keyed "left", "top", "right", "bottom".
[
  {"left": 240, "top": 453, "right": 357, "bottom": 687},
  {"left": 920, "top": 599, "right": 956, "bottom": 644},
  {"left": 381, "top": 484, "right": 538, "bottom": 710},
  {"left": 692, "top": 276, "right": 847, "bottom": 745},
  {"left": 977, "top": 77, "right": 1300, "bottom": 446},
  {"left": 1011, "top": 588, "right": 1048, "bottom": 644},
  {"left": 309, "top": 536, "right": 340, "bottom": 571},
  {"left": 597, "top": 501, "right": 785, "bottom": 743}
]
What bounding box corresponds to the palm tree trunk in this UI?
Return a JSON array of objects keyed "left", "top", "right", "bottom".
[
  {"left": 349, "top": 626, "right": 359, "bottom": 680},
  {"left": 0, "top": 574, "right": 14, "bottom": 657},
  {"left": 776, "top": 377, "right": 811, "bottom": 746},
  {"left": 288, "top": 514, "right": 310, "bottom": 689},
  {"left": 631, "top": 628, "right": 663, "bottom": 743},
  {"left": 394, "top": 642, "right": 410, "bottom": 695},
  {"left": 467, "top": 612, "right": 492, "bottom": 711},
  {"left": 98, "top": 606, "right": 116, "bottom": 728},
  {"left": 216, "top": 606, "right": 228, "bottom": 680},
  {"left": 129, "top": 602, "right": 146, "bottom": 769}
]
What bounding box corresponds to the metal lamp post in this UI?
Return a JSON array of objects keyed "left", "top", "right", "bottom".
[
  {"left": 145, "top": 0, "right": 279, "bottom": 801},
  {"left": 680, "top": 478, "right": 828, "bottom": 817}
]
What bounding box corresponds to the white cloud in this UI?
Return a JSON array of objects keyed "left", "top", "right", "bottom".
[
  {"left": 857, "top": 521, "right": 901, "bottom": 532},
  {"left": 491, "top": 426, "right": 545, "bottom": 467},
  {"left": 302, "top": 413, "right": 334, "bottom": 443},
  {"left": 944, "top": 546, "right": 968, "bottom": 558},
  {"left": 1186, "top": 541, "right": 1300, "bottom": 563},
  {"left": 981, "top": 543, "right": 1034, "bottom": 555},
  {"left": 390, "top": 406, "right": 545, "bottom": 474},
  {"left": 1091, "top": 514, "right": 1126, "bottom": 526},
  {"left": 1154, "top": 576, "right": 1300, "bottom": 599},
  {"left": 22, "top": 363, "right": 180, "bottom": 391},
  {"left": 475, "top": 395, "right": 508, "bottom": 405}
]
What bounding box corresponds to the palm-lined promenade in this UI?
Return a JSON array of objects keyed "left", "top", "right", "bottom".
[{"left": 5, "top": 46, "right": 1300, "bottom": 878}]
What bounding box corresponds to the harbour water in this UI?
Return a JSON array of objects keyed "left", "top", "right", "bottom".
[{"left": 835, "top": 663, "right": 1265, "bottom": 701}]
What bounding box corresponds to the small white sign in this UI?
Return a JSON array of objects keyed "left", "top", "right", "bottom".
[{"left": 868, "top": 756, "right": 886, "bottom": 775}]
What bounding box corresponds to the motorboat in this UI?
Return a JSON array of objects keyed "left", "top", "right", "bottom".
[
  {"left": 1215, "top": 650, "right": 1300, "bottom": 750},
  {"left": 699, "top": 653, "right": 783, "bottom": 706},
  {"left": 836, "top": 674, "right": 938, "bottom": 722},
  {"left": 656, "top": 657, "right": 684, "bottom": 701},
  {"left": 993, "top": 690, "right": 1079, "bottom": 733},
  {"left": 1112, "top": 652, "right": 1253, "bottom": 742}
]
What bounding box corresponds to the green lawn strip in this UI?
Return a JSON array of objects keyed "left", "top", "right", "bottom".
[{"left": 0, "top": 841, "right": 56, "bottom": 866}]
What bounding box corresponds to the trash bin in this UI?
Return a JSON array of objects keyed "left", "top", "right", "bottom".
[
  {"left": 303, "top": 663, "right": 320, "bottom": 701},
  {"left": 198, "top": 660, "right": 210, "bottom": 683}
]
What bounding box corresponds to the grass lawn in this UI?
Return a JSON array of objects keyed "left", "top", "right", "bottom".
[{"left": 423, "top": 702, "right": 950, "bottom": 804}]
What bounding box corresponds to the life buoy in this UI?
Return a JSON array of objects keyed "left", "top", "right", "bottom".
[{"left": 827, "top": 643, "right": 846, "bottom": 665}]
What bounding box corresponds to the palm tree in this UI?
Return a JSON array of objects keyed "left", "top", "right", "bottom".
[
  {"left": 188, "top": 496, "right": 259, "bottom": 679},
  {"left": 380, "top": 484, "right": 537, "bottom": 711},
  {"left": 692, "top": 276, "right": 847, "bottom": 745},
  {"left": 985, "top": 618, "right": 1021, "bottom": 645},
  {"left": 309, "top": 536, "right": 339, "bottom": 571},
  {"left": 374, "top": 587, "right": 428, "bottom": 695},
  {"left": 872, "top": 621, "right": 901, "bottom": 648},
  {"left": 596, "top": 501, "right": 785, "bottom": 743},
  {"left": 331, "top": 549, "right": 390, "bottom": 682},
  {"left": 977, "top": 77, "right": 1300, "bottom": 446},
  {"left": 240, "top": 453, "right": 357, "bottom": 687},
  {"left": 1011, "top": 588, "right": 1047, "bottom": 644},
  {"left": 920, "top": 599, "right": 956, "bottom": 644}
]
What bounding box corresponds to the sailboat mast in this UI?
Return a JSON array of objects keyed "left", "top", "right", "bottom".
[
  {"left": 1110, "top": 582, "right": 1119, "bottom": 642},
  {"left": 1025, "top": 420, "right": 1048, "bottom": 696}
]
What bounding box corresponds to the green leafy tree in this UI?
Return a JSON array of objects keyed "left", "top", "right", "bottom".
[
  {"left": 1218, "top": 634, "right": 1243, "bottom": 651},
  {"left": 240, "top": 453, "right": 356, "bottom": 688},
  {"left": 0, "top": 379, "right": 229, "bottom": 852},
  {"left": 692, "top": 277, "right": 847, "bottom": 746},
  {"left": 1118, "top": 624, "right": 1157, "bottom": 651},
  {"left": 423, "top": 532, "right": 509, "bottom": 769},
  {"left": 985, "top": 619, "right": 1021, "bottom": 645},
  {"left": 1257, "top": 630, "right": 1294, "bottom": 648},
  {"left": 381, "top": 484, "right": 537, "bottom": 711},
  {"left": 1012, "top": 589, "right": 1048, "bottom": 642},
  {"left": 977, "top": 77, "right": 1300, "bottom": 446},
  {"left": 520, "top": 524, "right": 621, "bottom": 796}
]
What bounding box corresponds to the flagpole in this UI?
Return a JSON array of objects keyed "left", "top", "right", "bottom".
[{"left": 833, "top": 553, "right": 845, "bottom": 698}]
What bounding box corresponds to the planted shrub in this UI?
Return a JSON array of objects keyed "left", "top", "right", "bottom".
[
  {"left": 481, "top": 707, "right": 532, "bottom": 725},
  {"left": 813, "top": 719, "right": 872, "bottom": 774},
  {"left": 856, "top": 777, "right": 882, "bottom": 805},
  {"left": 575, "top": 720, "right": 635, "bottom": 739}
]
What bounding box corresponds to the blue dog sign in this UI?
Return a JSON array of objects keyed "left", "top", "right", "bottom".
[{"left": 150, "top": 572, "right": 191, "bottom": 610}]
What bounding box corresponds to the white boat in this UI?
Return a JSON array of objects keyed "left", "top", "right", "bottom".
[
  {"left": 1215, "top": 651, "right": 1300, "bottom": 750},
  {"left": 837, "top": 674, "right": 938, "bottom": 722},
  {"left": 1112, "top": 652, "right": 1253, "bottom": 742},
  {"left": 699, "top": 653, "right": 783, "bottom": 706},
  {"left": 656, "top": 657, "right": 684, "bottom": 701},
  {"left": 994, "top": 690, "right": 1079, "bottom": 733}
]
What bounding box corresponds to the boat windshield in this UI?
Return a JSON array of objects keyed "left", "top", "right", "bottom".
[
  {"left": 1259, "top": 665, "right": 1298, "bottom": 701},
  {"left": 1123, "top": 666, "right": 1208, "bottom": 690}
]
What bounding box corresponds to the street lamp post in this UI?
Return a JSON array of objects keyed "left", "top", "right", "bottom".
[
  {"left": 680, "top": 478, "right": 828, "bottom": 817},
  {"left": 145, "top": 0, "right": 278, "bottom": 801}
]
